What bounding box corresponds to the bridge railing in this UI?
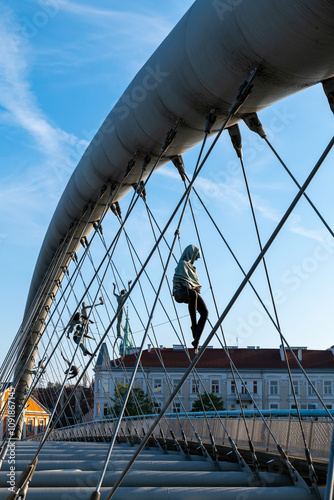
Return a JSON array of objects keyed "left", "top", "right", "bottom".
[{"left": 29, "top": 410, "right": 333, "bottom": 461}]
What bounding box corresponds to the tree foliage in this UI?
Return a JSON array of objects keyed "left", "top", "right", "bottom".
[
  {"left": 110, "top": 383, "right": 154, "bottom": 417},
  {"left": 47, "top": 381, "right": 61, "bottom": 389},
  {"left": 191, "top": 392, "right": 225, "bottom": 412}
]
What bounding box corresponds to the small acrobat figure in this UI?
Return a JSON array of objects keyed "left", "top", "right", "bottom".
[
  {"left": 81, "top": 297, "right": 104, "bottom": 319},
  {"left": 66, "top": 297, "right": 104, "bottom": 339},
  {"left": 113, "top": 281, "right": 132, "bottom": 338},
  {"left": 30, "top": 356, "right": 47, "bottom": 376},
  {"left": 66, "top": 312, "right": 84, "bottom": 339},
  {"left": 61, "top": 351, "right": 80, "bottom": 380},
  {"left": 73, "top": 325, "right": 95, "bottom": 356}
]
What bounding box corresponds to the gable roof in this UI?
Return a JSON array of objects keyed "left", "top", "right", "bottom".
[
  {"left": 95, "top": 342, "right": 112, "bottom": 370},
  {"left": 1, "top": 388, "right": 50, "bottom": 416},
  {"left": 109, "top": 347, "right": 334, "bottom": 370}
]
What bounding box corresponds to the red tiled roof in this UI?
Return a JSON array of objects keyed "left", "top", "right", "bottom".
[{"left": 113, "top": 347, "right": 334, "bottom": 370}]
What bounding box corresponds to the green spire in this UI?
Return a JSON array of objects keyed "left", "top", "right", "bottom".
[{"left": 120, "top": 307, "right": 133, "bottom": 356}]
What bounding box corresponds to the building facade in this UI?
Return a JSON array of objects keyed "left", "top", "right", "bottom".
[
  {"left": 93, "top": 344, "right": 334, "bottom": 419},
  {"left": 0, "top": 387, "right": 50, "bottom": 439}
]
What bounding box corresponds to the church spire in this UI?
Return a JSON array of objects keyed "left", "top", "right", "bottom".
[{"left": 120, "top": 307, "right": 133, "bottom": 356}]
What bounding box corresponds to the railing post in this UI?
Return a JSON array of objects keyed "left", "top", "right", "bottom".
[
  {"left": 325, "top": 423, "right": 334, "bottom": 500},
  {"left": 266, "top": 413, "right": 272, "bottom": 452},
  {"left": 235, "top": 415, "right": 240, "bottom": 445},
  {"left": 308, "top": 420, "right": 314, "bottom": 450},
  {"left": 286, "top": 413, "right": 292, "bottom": 454}
]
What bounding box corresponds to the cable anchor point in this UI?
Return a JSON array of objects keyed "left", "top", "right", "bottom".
[
  {"left": 228, "top": 66, "right": 258, "bottom": 116},
  {"left": 161, "top": 119, "right": 180, "bottom": 154},
  {"left": 170, "top": 155, "right": 186, "bottom": 181},
  {"left": 205, "top": 108, "right": 217, "bottom": 134},
  {"left": 228, "top": 124, "right": 243, "bottom": 158},
  {"left": 242, "top": 112, "right": 267, "bottom": 139}
]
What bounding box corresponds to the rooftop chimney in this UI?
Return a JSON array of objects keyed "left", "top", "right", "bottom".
[
  {"left": 279, "top": 344, "right": 285, "bottom": 362},
  {"left": 147, "top": 344, "right": 151, "bottom": 353}
]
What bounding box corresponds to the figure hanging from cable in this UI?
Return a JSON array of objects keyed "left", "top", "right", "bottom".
[
  {"left": 113, "top": 281, "right": 132, "bottom": 338},
  {"left": 66, "top": 311, "right": 84, "bottom": 339},
  {"left": 61, "top": 351, "right": 80, "bottom": 380},
  {"left": 29, "top": 356, "right": 47, "bottom": 376},
  {"left": 73, "top": 324, "right": 94, "bottom": 356},
  {"left": 66, "top": 297, "right": 104, "bottom": 339},
  {"left": 81, "top": 296, "right": 104, "bottom": 320},
  {"left": 173, "top": 244, "right": 208, "bottom": 354}
]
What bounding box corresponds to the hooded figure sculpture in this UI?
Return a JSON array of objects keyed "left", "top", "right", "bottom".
[{"left": 173, "top": 244, "right": 208, "bottom": 353}]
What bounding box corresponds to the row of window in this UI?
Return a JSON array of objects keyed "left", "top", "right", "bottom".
[
  {"left": 228, "top": 403, "right": 333, "bottom": 410},
  {"left": 96, "top": 377, "right": 334, "bottom": 397},
  {"left": 96, "top": 377, "right": 222, "bottom": 395},
  {"left": 26, "top": 419, "right": 45, "bottom": 434},
  {"left": 268, "top": 380, "right": 330, "bottom": 396}
]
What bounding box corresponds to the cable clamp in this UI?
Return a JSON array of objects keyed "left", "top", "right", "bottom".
[
  {"left": 228, "top": 66, "right": 258, "bottom": 116},
  {"left": 161, "top": 119, "right": 180, "bottom": 153},
  {"left": 205, "top": 109, "right": 217, "bottom": 134},
  {"left": 142, "top": 153, "right": 152, "bottom": 172},
  {"left": 170, "top": 155, "right": 186, "bottom": 181}
]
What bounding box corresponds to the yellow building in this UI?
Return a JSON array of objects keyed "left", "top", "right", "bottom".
[{"left": 1, "top": 387, "right": 50, "bottom": 439}]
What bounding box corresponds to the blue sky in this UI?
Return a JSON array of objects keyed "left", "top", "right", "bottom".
[{"left": 1, "top": 0, "right": 334, "bottom": 367}]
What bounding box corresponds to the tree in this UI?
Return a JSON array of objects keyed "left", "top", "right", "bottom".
[
  {"left": 110, "top": 383, "right": 154, "bottom": 417},
  {"left": 47, "top": 381, "right": 61, "bottom": 389},
  {"left": 191, "top": 392, "right": 225, "bottom": 412}
]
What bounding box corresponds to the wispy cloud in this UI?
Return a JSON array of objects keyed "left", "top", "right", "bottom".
[
  {"left": 59, "top": 1, "right": 173, "bottom": 35},
  {"left": 157, "top": 165, "right": 327, "bottom": 243},
  {"left": 287, "top": 214, "right": 327, "bottom": 243},
  {"left": 0, "top": 3, "right": 90, "bottom": 246},
  {"left": 0, "top": 4, "right": 88, "bottom": 171}
]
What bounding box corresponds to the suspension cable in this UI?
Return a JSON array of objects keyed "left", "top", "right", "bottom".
[{"left": 101, "top": 136, "right": 334, "bottom": 500}]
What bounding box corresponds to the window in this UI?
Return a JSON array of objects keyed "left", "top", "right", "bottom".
[
  {"left": 241, "top": 381, "right": 247, "bottom": 394},
  {"left": 38, "top": 420, "right": 44, "bottom": 433},
  {"left": 191, "top": 379, "right": 199, "bottom": 394},
  {"left": 230, "top": 381, "right": 236, "bottom": 394},
  {"left": 96, "top": 402, "right": 100, "bottom": 416},
  {"left": 103, "top": 403, "right": 108, "bottom": 416},
  {"left": 230, "top": 404, "right": 236, "bottom": 410},
  {"left": 324, "top": 381, "right": 332, "bottom": 395},
  {"left": 308, "top": 403, "right": 318, "bottom": 410},
  {"left": 173, "top": 379, "right": 182, "bottom": 393},
  {"left": 308, "top": 381, "right": 316, "bottom": 396},
  {"left": 153, "top": 402, "right": 161, "bottom": 412},
  {"left": 326, "top": 405, "right": 332, "bottom": 409},
  {"left": 270, "top": 403, "right": 279, "bottom": 410},
  {"left": 291, "top": 380, "right": 299, "bottom": 395},
  {"left": 173, "top": 402, "right": 181, "bottom": 413},
  {"left": 102, "top": 378, "right": 109, "bottom": 393},
  {"left": 270, "top": 380, "right": 278, "bottom": 395},
  {"left": 153, "top": 378, "right": 162, "bottom": 394},
  {"left": 27, "top": 419, "right": 34, "bottom": 433},
  {"left": 211, "top": 379, "right": 220, "bottom": 394},
  {"left": 253, "top": 381, "right": 258, "bottom": 394}
]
